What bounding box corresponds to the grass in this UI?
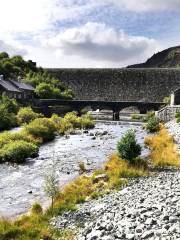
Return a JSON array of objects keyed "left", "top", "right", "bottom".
[
  {"left": 0, "top": 153, "right": 147, "bottom": 239},
  {"left": 145, "top": 127, "right": 180, "bottom": 167}
]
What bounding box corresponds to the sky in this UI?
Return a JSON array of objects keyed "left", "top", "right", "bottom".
[{"left": 0, "top": 0, "right": 180, "bottom": 68}]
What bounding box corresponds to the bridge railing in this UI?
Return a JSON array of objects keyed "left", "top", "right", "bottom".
[{"left": 156, "top": 105, "right": 180, "bottom": 122}]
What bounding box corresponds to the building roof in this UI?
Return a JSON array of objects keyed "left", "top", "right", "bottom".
[
  {"left": 0, "top": 80, "right": 21, "bottom": 92},
  {"left": 9, "top": 80, "right": 34, "bottom": 91}
]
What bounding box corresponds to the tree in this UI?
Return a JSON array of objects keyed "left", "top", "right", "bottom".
[
  {"left": 117, "top": 130, "right": 141, "bottom": 163},
  {"left": 35, "top": 83, "right": 56, "bottom": 98},
  {"left": 44, "top": 166, "right": 59, "bottom": 208}
]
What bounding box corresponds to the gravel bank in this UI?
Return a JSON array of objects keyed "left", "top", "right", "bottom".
[
  {"left": 52, "top": 170, "right": 180, "bottom": 239},
  {"left": 52, "top": 121, "right": 180, "bottom": 239},
  {"left": 166, "top": 120, "right": 180, "bottom": 147}
]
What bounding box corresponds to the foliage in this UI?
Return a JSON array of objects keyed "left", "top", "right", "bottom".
[
  {"left": 145, "top": 116, "right": 160, "bottom": 132},
  {"left": 104, "top": 154, "right": 147, "bottom": 189},
  {"left": 78, "top": 161, "right": 86, "bottom": 174},
  {"left": 144, "top": 111, "right": 155, "bottom": 122},
  {"left": 81, "top": 113, "right": 95, "bottom": 129},
  {"left": 131, "top": 114, "right": 144, "bottom": 121},
  {"left": 51, "top": 114, "right": 74, "bottom": 135},
  {"left": 175, "top": 112, "right": 180, "bottom": 123},
  {"left": 31, "top": 203, "right": 43, "bottom": 215},
  {"left": 0, "top": 94, "right": 19, "bottom": 130},
  {"left": 25, "top": 118, "right": 56, "bottom": 142},
  {"left": 17, "top": 107, "right": 43, "bottom": 125},
  {"left": 145, "top": 127, "right": 180, "bottom": 167},
  {"left": 163, "top": 96, "right": 171, "bottom": 105},
  {"left": 25, "top": 71, "right": 74, "bottom": 99},
  {"left": 0, "top": 51, "right": 74, "bottom": 100},
  {"left": 0, "top": 93, "right": 19, "bottom": 114},
  {"left": 0, "top": 52, "right": 37, "bottom": 79},
  {"left": 0, "top": 131, "right": 42, "bottom": 150},
  {"left": 0, "top": 140, "right": 38, "bottom": 163},
  {"left": 51, "top": 112, "right": 94, "bottom": 135},
  {"left": 0, "top": 105, "right": 17, "bottom": 131},
  {"left": 0, "top": 140, "right": 147, "bottom": 240},
  {"left": 44, "top": 167, "right": 59, "bottom": 208},
  {"left": 117, "top": 130, "right": 141, "bottom": 163},
  {"left": 64, "top": 111, "right": 82, "bottom": 128}
]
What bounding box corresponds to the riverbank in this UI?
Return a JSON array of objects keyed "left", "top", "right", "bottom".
[
  {"left": 51, "top": 124, "right": 180, "bottom": 240},
  {"left": 0, "top": 122, "right": 146, "bottom": 218},
  {"left": 52, "top": 169, "right": 180, "bottom": 240}
]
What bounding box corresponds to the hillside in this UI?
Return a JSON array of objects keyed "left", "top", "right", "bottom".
[{"left": 128, "top": 46, "right": 180, "bottom": 68}]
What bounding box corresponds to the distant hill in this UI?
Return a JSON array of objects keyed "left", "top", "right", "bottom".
[{"left": 128, "top": 46, "right": 180, "bottom": 68}]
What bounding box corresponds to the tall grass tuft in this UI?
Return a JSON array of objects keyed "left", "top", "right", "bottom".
[{"left": 145, "top": 127, "right": 180, "bottom": 167}]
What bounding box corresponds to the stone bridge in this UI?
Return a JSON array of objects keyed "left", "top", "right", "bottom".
[
  {"left": 35, "top": 99, "right": 164, "bottom": 120},
  {"left": 47, "top": 68, "right": 180, "bottom": 102}
]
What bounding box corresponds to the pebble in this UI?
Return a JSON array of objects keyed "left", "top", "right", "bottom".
[{"left": 51, "top": 170, "right": 180, "bottom": 239}]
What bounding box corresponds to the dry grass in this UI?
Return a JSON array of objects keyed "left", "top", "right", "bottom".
[
  {"left": 0, "top": 154, "right": 147, "bottom": 239},
  {"left": 105, "top": 154, "right": 147, "bottom": 188},
  {"left": 145, "top": 127, "right": 180, "bottom": 167}
]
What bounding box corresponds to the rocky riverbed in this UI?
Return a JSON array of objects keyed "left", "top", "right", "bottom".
[{"left": 52, "top": 170, "right": 180, "bottom": 240}]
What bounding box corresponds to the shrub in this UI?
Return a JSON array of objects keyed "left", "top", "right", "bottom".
[
  {"left": 64, "top": 111, "right": 82, "bottom": 128},
  {"left": 31, "top": 203, "right": 43, "bottom": 215},
  {"left": 175, "top": 112, "right": 180, "bottom": 123},
  {"left": 146, "top": 116, "right": 160, "bottom": 132},
  {"left": 131, "top": 114, "right": 144, "bottom": 121},
  {"left": 117, "top": 130, "right": 141, "bottom": 163},
  {"left": 144, "top": 111, "right": 155, "bottom": 122},
  {"left": 17, "top": 107, "right": 43, "bottom": 125},
  {"left": 0, "top": 93, "right": 19, "bottom": 114},
  {"left": 81, "top": 113, "right": 95, "bottom": 129},
  {"left": 0, "top": 140, "right": 38, "bottom": 163},
  {"left": 25, "top": 118, "right": 56, "bottom": 142},
  {"left": 51, "top": 114, "right": 73, "bottom": 135},
  {"left": 163, "top": 96, "right": 171, "bottom": 105},
  {"left": 0, "top": 105, "right": 17, "bottom": 131},
  {"left": 78, "top": 161, "right": 86, "bottom": 174},
  {"left": 0, "top": 131, "right": 42, "bottom": 149}
]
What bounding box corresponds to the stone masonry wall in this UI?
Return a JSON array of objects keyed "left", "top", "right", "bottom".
[{"left": 47, "top": 68, "right": 180, "bottom": 102}]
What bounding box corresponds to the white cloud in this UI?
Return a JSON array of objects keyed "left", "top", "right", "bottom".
[
  {"left": 0, "top": 40, "right": 27, "bottom": 56},
  {"left": 102, "top": 0, "right": 180, "bottom": 12},
  {"left": 43, "top": 22, "right": 159, "bottom": 66},
  {"left": 0, "top": 0, "right": 98, "bottom": 34}
]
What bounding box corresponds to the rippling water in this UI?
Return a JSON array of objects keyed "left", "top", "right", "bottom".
[{"left": 0, "top": 121, "right": 148, "bottom": 218}]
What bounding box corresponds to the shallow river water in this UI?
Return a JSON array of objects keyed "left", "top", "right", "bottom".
[{"left": 0, "top": 121, "right": 148, "bottom": 218}]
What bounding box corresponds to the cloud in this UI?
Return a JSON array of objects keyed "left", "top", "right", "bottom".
[
  {"left": 0, "top": 0, "right": 98, "bottom": 34},
  {"left": 44, "top": 22, "right": 159, "bottom": 66},
  {"left": 0, "top": 40, "right": 27, "bottom": 56},
  {"left": 103, "top": 0, "right": 180, "bottom": 12}
]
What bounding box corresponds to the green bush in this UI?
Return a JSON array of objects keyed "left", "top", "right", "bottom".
[
  {"left": 17, "top": 107, "right": 43, "bottom": 125},
  {"left": 146, "top": 116, "right": 160, "bottom": 132},
  {"left": 131, "top": 114, "right": 144, "bottom": 121},
  {"left": 64, "top": 111, "right": 82, "bottom": 128},
  {"left": 144, "top": 111, "right": 155, "bottom": 122},
  {"left": 117, "top": 130, "right": 141, "bottom": 163},
  {"left": 51, "top": 114, "right": 73, "bottom": 135},
  {"left": 175, "top": 112, "right": 180, "bottom": 122},
  {"left": 31, "top": 202, "right": 43, "bottom": 215},
  {"left": 0, "top": 93, "right": 19, "bottom": 114},
  {"left": 0, "top": 140, "right": 38, "bottom": 163},
  {"left": 0, "top": 131, "right": 42, "bottom": 149},
  {"left": 25, "top": 118, "right": 56, "bottom": 142},
  {"left": 81, "top": 113, "right": 95, "bottom": 129},
  {"left": 0, "top": 105, "right": 17, "bottom": 131}
]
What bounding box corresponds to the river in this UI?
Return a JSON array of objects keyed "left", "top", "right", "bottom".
[{"left": 0, "top": 121, "right": 148, "bottom": 218}]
